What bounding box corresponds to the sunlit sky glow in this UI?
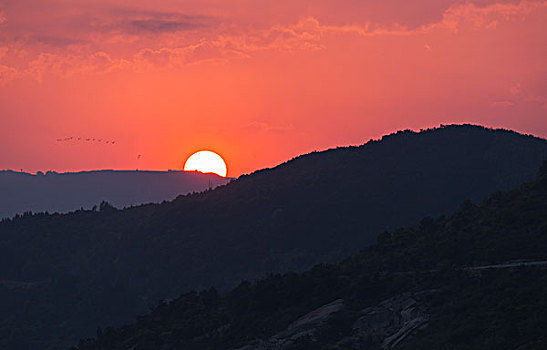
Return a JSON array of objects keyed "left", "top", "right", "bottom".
[{"left": 1, "top": 0, "right": 546, "bottom": 176}]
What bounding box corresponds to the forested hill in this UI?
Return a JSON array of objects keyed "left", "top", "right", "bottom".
[
  {"left": 75, "top": 162, "right": 547, "bottom": 350},
  {"left": 1, "top": 124, "right": 547, "bottom": 349},
  {"left": 0, "top": 170, "right": 231, "bottom": 219}
]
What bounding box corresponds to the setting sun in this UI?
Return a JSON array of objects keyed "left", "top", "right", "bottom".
[{"left": 183, "top": 151, "right": 228, "bottom": 177}]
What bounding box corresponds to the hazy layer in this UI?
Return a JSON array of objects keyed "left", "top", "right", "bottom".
[{"left": 0, "top": 170, "right": 231, "bottom": 219}]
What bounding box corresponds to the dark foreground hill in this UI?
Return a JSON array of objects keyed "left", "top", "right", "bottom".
[
  {"left": 1, "top": 124, "right": 547, "bottom": 349},
  {"left": 0, "top": 170, "right": 231, "bottom": 219},
  {"left": 75, "top": 162, "right": 547, "bottom": 350}
]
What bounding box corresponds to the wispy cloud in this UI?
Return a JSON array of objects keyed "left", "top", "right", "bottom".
[
  {"left": 205, "top": 1, "right": 547, "bottom": 56},
  {"left": 0, "top": 64, "right": 17, "bottom": 86},
  {"left": 302, "top": 0, "right": 546, "bottom": 37},
  {"left": 31, "top": 36, "right": 85, "bottom": 47},
  {"left": 244, "top": 121, "right": 295, "bottom": 134},
  {"left": 491, "top": 100, "right": 516, "bottom": 107},
  {"left": 433, "top": 0, "right": 546, "bottom": 33},
  {"left": 510, "top": 83, "right": 522, "bottom": 95},
  {"left": 0, "top": 1, "right": 545, "bottom": 83},
  {"left": 0, "top": 47, "right": 8, "bottom": 59},
  {"left": 91, "top": 10, "right": 216, "bottom": 35}
]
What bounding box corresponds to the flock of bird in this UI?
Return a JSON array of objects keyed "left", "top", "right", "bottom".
[
  {"left": 55, "top": 137, "right": 145, "bottom": 160},
  {"left": 56, "top": 137, "right": 116, "bottom": 144}
]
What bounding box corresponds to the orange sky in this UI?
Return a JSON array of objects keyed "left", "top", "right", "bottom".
[{"left": 1, "top": 0, "right": 546, "bottom": 176}]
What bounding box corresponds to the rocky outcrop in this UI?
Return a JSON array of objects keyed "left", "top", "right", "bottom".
[
  {"left": 234, "top": 299, "right": 344, "bottom": 350},
  {"left": 277, "top": 298, "right": 345, "bottom": 342},
  {"left": 234, "top": 291, "right": 431, "bottom": 350},
  {"left": 343, "top": 291, "right": 431, "bottom": 349}
]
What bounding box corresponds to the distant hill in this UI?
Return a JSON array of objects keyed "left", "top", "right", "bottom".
[
  {"left": 75, "top": 161, "right": 547, "bottom": 350},
  {"left": 0, "top": 170, "right": 232, "bottom": 219},
  {"left": 1, "top": 124, "right": 547, "bottom": 349}
]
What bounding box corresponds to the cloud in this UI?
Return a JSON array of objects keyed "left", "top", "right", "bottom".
[
  {"left": 211, "top": 17, "right": 325, "bottom": 54},
  {"left": 132, "top": 40, "right": 233, "bottom": 69},
  {"left": 510, "top": 83, "right": 522, "bottom": 95},
  {"left": 126, "top": 19, "right": 203, "bottom": 34},
  {"left": 523, "top": 95, "right": 547, "bottom": 109},
  {"left": 90, "top": 10, "right": 216, "bottom": 36},
  {"left": 491, "top": 100, "right": 516, "bottom": 107},
  {"left": 0, "top": 47, "right": 8, "bottom": 59},
  {"left": 0, "top": 0, "right": 545, "bottom": 82},
  {"left": 0, "top": 64, "right": 17, "bottom": 86},
  {"left": 23, "top": 51, "right": 117, "bottom": 82},
  {"left": 207, "top": 1, "right": 547, "bottom": 59},
  {"left": 434, "top": 0, "right": 546, "bottom": 33},
  {"left": 210, "top": 1, "right": 546, "bottom": 56},
  {"left": 32, "top": 36, "right": 85, "bottom": 47},
  {"left": 0, "top": 6, "right": 217, "bottom": 50},
  {"left": 244, "top": 121, "right": 295, "bottom": 134},
  {"left": 318, "top": 0, "right": 546, "bottom": 36},
  {"left": 0, "top": 10, "right": 6, "bottom": 24}
]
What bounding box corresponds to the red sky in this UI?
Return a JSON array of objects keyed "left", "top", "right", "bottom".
[{"left": 1, "top": 0, "right": 546, "bottom": 176}]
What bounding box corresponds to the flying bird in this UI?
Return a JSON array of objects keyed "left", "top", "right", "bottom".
[{"left": 56, "top": 136, "right": 114, "bottom": 145}]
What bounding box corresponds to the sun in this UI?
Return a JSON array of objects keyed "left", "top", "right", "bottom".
[{"left": 183, "top": 150, "right": 227, "bottom": 177}]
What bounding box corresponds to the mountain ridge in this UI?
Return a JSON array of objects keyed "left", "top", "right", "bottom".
[
  {"left": 75, "top": 158, "right": 547, "bottom": 350},
  {"left": 0, "top": 169, "right": 232, "bottom": 219},
  {"left": 1, "top": 124, "right": 547, "bottom": 349}
]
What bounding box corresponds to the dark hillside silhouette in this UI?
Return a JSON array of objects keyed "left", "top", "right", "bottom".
[
  {"left": 0, "top": 170, "right": 232, "bottom": 219},
  {"left": 76, "top": 160, "right": 547, "bottom": 350},
  {"left": 1, "top": 124, "right": 547, "bottom": 349}
]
